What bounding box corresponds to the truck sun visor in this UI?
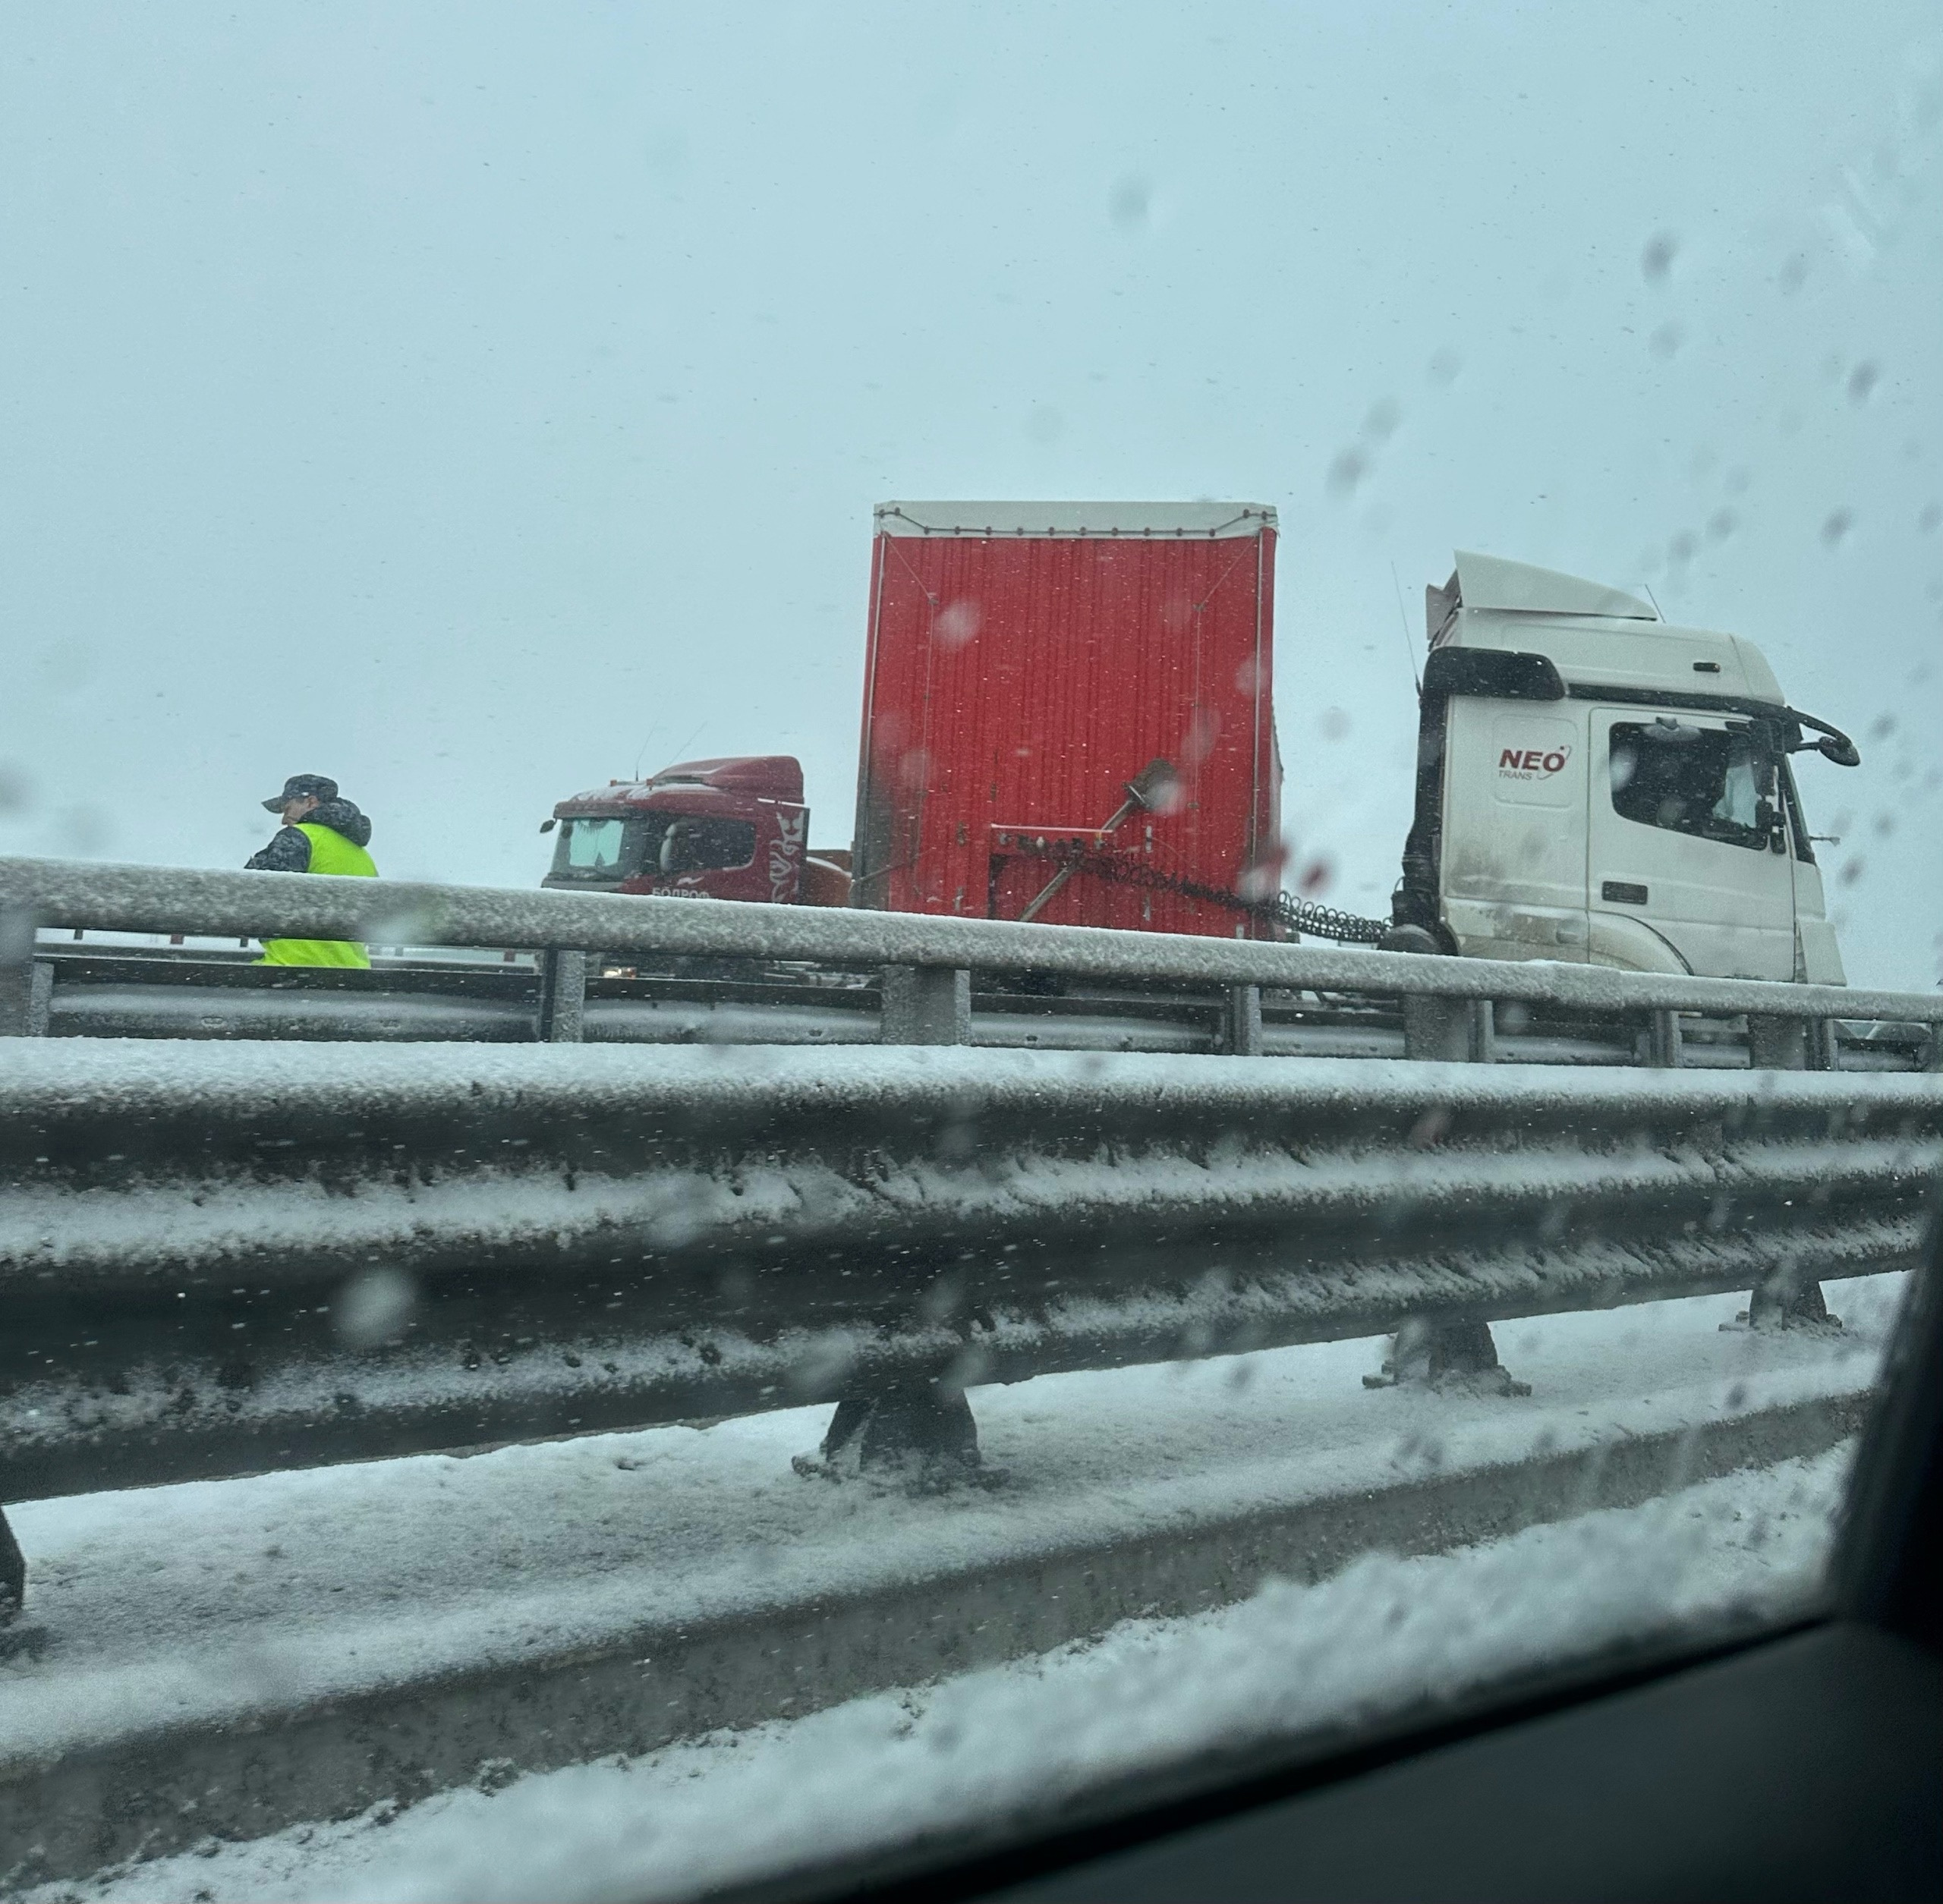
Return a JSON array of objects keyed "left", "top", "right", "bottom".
[{"left": 1421, "top": 647, "right": 1567, "bottom": 703}]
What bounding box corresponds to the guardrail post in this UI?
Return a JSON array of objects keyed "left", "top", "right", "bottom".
[
  {"left": 1747, "top": 1014, "right": 1808, "bottom": 1070},
  {"left": 1403, "top": 994, "right": 1467, "bottom": 1061},
  {"left": 1469, "top": 998, "right": 1495, "bottom": 1063},
  {"left": 0, "top": 1507, "right": 21, "bottom": 1622},
  {"left": 880, "top": 966, "right": 970, "bottom": 1046},
  {"left": 1806, "top": 1017, "right": 1839, "bottom": 1072},
  {"left": 537, "top": 949, "right": 587, "bottom": 1043},
  {"left": 792, "top": 1382, "right": 992, "bottom": 1486},
  {"left": 1363, "top": 1316, "right": 1531, "bottom": 1397},
  {"left": 1647, "top": 1009, "right": 1683, "bottom": 1068},
  {"left": 1402, "top": 995, "right": 1491, "bottom": 1061},
  {"left": 0, "top": 958, "right": 52, "bottom": 1037},
  {"left": 1224, "top": 983, "right": 1263, "bottom": 1056},
  {"left": 1737, "top": 1262, "right": 1843, "bottom": 1336}
]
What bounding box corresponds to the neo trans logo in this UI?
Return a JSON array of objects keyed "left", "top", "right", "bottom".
[{"left": 1498, "top": 744, "right": 1571, "bottom": 780}]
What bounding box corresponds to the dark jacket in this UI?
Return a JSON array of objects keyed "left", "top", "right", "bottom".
[{"left": 246, "top": 798, "right": 374, "bottom": 873}]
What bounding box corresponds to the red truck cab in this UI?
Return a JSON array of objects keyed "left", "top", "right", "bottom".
[{"left": 543, "top": 756, "right": 850, "bottom": 905}]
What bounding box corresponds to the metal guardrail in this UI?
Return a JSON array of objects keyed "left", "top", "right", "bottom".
[
  {"left": 4, "top": 1044, "right": 1937, "bottom": 1519},
  {"left": 4, "top": 856, "right": 1941, "bottom": 1629},
  {"left": 3, "top": 856, "right": 1941, "bottom": 1066},
  {"left": 14, "top": 946, "right": 1940, "bottom": 1072}
]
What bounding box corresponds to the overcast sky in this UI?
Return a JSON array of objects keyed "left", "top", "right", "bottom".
[{"left": 2, "top": 2, "right": 1938, "bottom": 986}]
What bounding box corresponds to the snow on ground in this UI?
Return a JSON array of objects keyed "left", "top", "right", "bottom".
[
  {"left": 20, "top": 1446, "right": 1850, "bottom": 1904},
  {"left": 0, "top": 1276, "right": 1902, "bottom": 1771}
]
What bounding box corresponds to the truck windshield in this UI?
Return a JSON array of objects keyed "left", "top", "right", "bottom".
[
  {"left": 1610, "top": 722, "right": 1765, "bottom": 850},
  {"left": 550, "top": 817, "right": 631, "bottom": 879}
]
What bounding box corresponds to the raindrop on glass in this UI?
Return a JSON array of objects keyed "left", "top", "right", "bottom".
[
  {"left": 1108, "top": 175, "right": 1151, "bottom": 230},
  {"left": 1641, "top": 231, "right": 1678, "bottom": 283},
  {"left": 1326, "top": 447, "right": 1368, "bottom": 497}
]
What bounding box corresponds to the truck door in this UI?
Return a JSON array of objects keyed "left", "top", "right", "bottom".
[
  {"left": 1438, "top": 698, "right": 1590, "bottom": 961},
  {"left": 1586, "top": 712, "right": 1794, "bottom": 979}
]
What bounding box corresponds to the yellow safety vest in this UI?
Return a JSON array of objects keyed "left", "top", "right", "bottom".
[{"left": 258, "top": 823, "right": 378, "bottom": 968}]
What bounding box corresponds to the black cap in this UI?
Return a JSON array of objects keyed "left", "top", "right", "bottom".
[{"left": 263, "top": 773, "right": 339, "bottom": 813}]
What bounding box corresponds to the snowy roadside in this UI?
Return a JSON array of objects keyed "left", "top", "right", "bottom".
[{"left": 19, "top": 1445, "right": 1850, "bottom": 1904}]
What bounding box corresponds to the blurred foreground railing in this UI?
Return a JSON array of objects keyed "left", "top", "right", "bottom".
[{"left": 4, "top": 1040, "right": 1939, "bottom": 1620}]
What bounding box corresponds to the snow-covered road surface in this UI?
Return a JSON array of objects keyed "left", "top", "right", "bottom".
[{"left": 18, "top": 1448, "right": 1850, "bottom": 1904}]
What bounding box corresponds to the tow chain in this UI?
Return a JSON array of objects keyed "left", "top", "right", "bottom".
[{"left": 998, "top": 839, "right": 1391, "bottom": 946}]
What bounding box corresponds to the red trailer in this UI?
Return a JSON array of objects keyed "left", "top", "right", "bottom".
[{"left": 852, "top": 502, "right": 1283, "bottom": 936}]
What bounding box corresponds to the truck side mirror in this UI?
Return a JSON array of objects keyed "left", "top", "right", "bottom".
[
  {"left": 540, "top": 818, "right": 557, "bottom": 833},
  {"left": 1817, "top": 734, "right": 1861, "bottom": 767}
]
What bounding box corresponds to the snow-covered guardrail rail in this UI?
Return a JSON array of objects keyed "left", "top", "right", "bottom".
[
  {"left": 4, "top": 1040, "right": 1939, "bottom": 1617},
  {"left": 5, "top": 854, "right": 1943, "bottom": 1068}
]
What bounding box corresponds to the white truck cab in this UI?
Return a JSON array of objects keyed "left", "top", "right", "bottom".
[{"left": 1390, "top": 552, "right": 1858, "bottom": 983}]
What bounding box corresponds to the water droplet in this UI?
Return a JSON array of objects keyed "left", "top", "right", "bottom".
[
  {"left": 1822, "top": 508, "right": 1856, "bottom": 548},
  {"left": 1641, "top": 231, "right": 1679, "bottom": 283},
  {"left": 934, "top": 600, "right": 981, "bottom": 650},
  {"left": 1918, "top": 502, "right": 1941, "bottom": 533},
  {"left": 1326, "top": 447, "right": 1368, "bottom": 497},
  {"left": 1649, "top": 321, "right": 1685, "bottom": 358},
  {"left": 1847, "top": 360, "right": 1881, "bottom": 405},
  {"left": 1182, "top": 707, "right": 1222, "bottom": 766},
  {"left": 1363, "top": 398, "right": 1401, "bottom": 441},
  {"left": 1108, "top": 175, "right": 1151, "bottom": 230},
  {"left": 335, "top": 1269, "right": 417, "bottom": 1349}
]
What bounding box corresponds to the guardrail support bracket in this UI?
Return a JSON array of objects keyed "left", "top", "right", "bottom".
[
  {"left": 1403, "top": 996, "right": 1492, "bottom": 1062},
  {"left": 537, "top": 949, "right": 587, "bottom": 1043},
  {"left": 1364, "top": 1317, "right": 1532, "bottom": 1397},
  {"left": 1648, "top": 1009, "right": 1683, "bottom": 1068},
  {"left": 881, "top": 967, "right": 971, "bottom": 1046},
  {"left": 1224, "top": 984, "right": 1263, "bottom": 1056},
  {"left": 1729, "top": 1271, "right": 1843, "bottom": 1336},
  {"left": 0, "top": 958, "right": 52, "bottom": 1038},
  {"left": 793, "top": 1383, "right": 994, "bottom": 1487},
  {"left": 0, "top": 1507, "right": 22, "bottom": 1622},
  {"left": 1748, "top": 1014, "right": 1808, "bottom": 1071}
]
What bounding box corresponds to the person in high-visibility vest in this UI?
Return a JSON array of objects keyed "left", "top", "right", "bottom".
[{"left": 246, "top": 773, "right": 378, "bottom": 967}]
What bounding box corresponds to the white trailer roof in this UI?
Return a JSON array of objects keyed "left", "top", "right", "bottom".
[
  {"left": 877, "top": 501, "right": 1277, "bottom": 539},
  {"left": 1453, "top": 550, "right": 1656, "bottom": 620}
]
